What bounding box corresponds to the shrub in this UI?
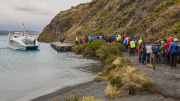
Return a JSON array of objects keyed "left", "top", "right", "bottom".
[
  {"left": 121, "top": 58, "right": 134, "bottom": 66},
  {"left": 154, "top": 13, "right": 161, "bottom": 17},
  {"left": 73, "top": 45, "right": 83, "bottom": 53},
  {"left": 141, "top": 5, "right": 147, "bottom": 10},
  {"left": 161, "top": 24, "right": 167, "bottom": 28},
  {"left": 129, "top": 84, "right": 136, "bottom": 95},
  {"left": 84, "top": 39, "right": 106, "bottom": 56},
  {"left": 63, "top": 89, "right": 83, "bottom": 101},
  {"left": 125, "top": 27, "right": 135, "bottom": 36},
  {"left": 96, "top": 42, "right": 124, "bottom": 64},
  {"left": 89, "top": 39, "right": 106, "bottom": 52},
  {"left": 110, "top": 76, "right": 122, "bottom": 87},
  {"left": 154, "top": 5, "right": 163, "bottom": 12},
  {"left": 165, "top": 0, "right": 180, "bottom": 6},
  {"left": 81, "top": 43, "right": 89, "bottom": 52},
  {"left": 94, "top": 76, "right": 108, "bottom": 82},
  {"left": 101, "top": 64, "right": 117, "bottom": 76},
  {"left": 172, "top": 23, "right": 180, "bottom": 34},
  {"left": 82, "top": 96, "right": 102, "bottom": 101},
  {"left": 142, "top": 81, "right": 155, "bottom": 90}
]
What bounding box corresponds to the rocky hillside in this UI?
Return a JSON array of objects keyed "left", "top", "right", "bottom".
[{"left": 37, "top": 0, "right": 180, "bottom": 43}]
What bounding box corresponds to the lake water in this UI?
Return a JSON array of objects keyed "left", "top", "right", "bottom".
[{"left": 0, "top": 35, "right": 104, "bottom": 101}]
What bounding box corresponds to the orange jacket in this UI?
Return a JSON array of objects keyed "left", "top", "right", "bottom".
[{"left": 82, "top": 36, "right": 85, "bottom": 42}]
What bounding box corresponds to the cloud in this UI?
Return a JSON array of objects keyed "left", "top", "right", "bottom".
[{"left": 0, "top": 0, "right": 92, "bottom": 31}]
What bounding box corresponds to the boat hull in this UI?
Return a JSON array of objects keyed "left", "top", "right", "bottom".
[{"left": 8, "top": 44, "right": 39, "bottom": 50}]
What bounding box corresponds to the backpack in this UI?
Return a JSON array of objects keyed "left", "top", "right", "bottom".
[
  {"left": 105, "top": 37, "right": 108, "bottom": 40},
  {"left": 153, "top": 44, "right": 159, "bottom": 54},
  {"left": 140, "top": 45, "right": 145, "bottom": 53}
]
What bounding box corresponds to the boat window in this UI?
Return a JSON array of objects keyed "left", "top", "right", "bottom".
[
  {"left": 10, "top": 40, "right": 20, "bottom": 45},
  {"left": 22, "top": 39, "right": 34, "bottom": 45}
]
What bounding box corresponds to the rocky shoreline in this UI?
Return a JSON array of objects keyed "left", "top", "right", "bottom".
[{"left": 31, "top": 81, "right": 176, "bottom": 101}]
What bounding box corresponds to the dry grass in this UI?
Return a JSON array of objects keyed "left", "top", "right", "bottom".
[
  {"left": 103, "top": 58, "right": 155, "bottom": 99},
  {"left": 104, "top": 84, "right": 120, "bottom": 99},
  {"left": 94, "top": 76, "right": 108, "bottom": 82},
  {"left": 146, "top": 64, "right": 153, "bottom": 68}
]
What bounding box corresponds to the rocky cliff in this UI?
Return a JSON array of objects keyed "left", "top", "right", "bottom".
[{"left": 37, "top": 0, "right": 180, "bottom": 43}]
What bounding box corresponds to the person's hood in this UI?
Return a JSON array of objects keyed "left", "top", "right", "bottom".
[
  {"left": 161, "top": 41, "right": 165, "bottom": 45},
  {"left": 169, "top": 37, "right": 173, "bottom": 41},
  {"left": 167, "top": 40, "right": 171, "bottom": 43}
]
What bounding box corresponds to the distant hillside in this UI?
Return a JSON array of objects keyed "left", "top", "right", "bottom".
[
  {"left": 0, "top": 30, "right": 41, "bottom": 35},
  {"left": 38, "top": 0, "right": 180, "bottom": 43}
]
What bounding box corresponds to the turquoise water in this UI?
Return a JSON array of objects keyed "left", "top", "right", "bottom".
[{"left": 0, "top": 35, "right": 103, "bottom": 101}]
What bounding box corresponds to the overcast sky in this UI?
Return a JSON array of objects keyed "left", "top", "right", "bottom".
[{"left": 0, "top": 0, "right": 92, "bottom": 32}]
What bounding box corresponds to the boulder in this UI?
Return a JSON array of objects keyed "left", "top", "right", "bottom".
[{"left": 117, "top": 80, "right": 130, "bottom": 98}]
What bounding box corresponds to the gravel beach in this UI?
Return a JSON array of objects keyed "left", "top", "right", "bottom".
[{"left": 32, "top": 81, "right": 176, "bottom": 101}]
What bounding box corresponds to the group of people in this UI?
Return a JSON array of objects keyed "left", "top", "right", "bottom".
[{"left": 75, "top": 35, "right": 180, "bottom": 69}]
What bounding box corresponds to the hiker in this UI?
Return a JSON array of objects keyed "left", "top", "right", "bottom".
[
  {"left": 141, "top": 42, "right": 147, "bottom": 64},
  {"left": 123, "top": 37, "right": 128, "bottom": 52},
  {"left": 145, "top": 41, "right": 152, "bottom": 63},
  {"left": 157, "top": 39, "right": 162, "bottom": 63},
  {"left": 159, "top": 40, "right": 165, "bottom": 64},
  {"left": 108, "top": 35, "right": 111, "bottom": 43},
  {"left": 105, "top": 35, "right": 108, "bottom": 42},
  {"left": 168, "top": 38, "right": 179, "bottom": 68},
  {"left": 130, "top": 39, "right": 135, "bottom": 55},
  {"left": 82, "top": 36, "right": 85, "bottom": 43},
  {"left": 116, "top": 35, "right": 119, "bottom": 42},
  {"left": 75, "top": 37, "right": 78, "bottom": 45},
  {"left": 138, "top": 42, "right": 143, "bottom": 63},
  {"left": 34, "top": 39, "right": 36, "bottom": 46},
  {"left": 163, "top": 40, "right": 172, "bottom": 65},
  {"left": 85, "top": 36, "right": 88, "bottom": 43},
  {"left": 152, "top": 42, "right": 159, "bottom": 63},
  {"left": 88, "top": 36, "right": 92, "bottom": 43},
  {"left": 127, "top": 37, "right": 131, "bottom": 53}
]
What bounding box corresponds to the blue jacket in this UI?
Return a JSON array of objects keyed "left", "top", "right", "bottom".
[
  {"left": 123, "top": 39, "right": 127, "bottom": 45},
  {"left": 168, "top": 41, "right": 179, "bottom": 53}
]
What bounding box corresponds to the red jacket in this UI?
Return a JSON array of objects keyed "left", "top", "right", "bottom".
[
  {"left": 127, "top": 39, "right": 131, "bottom": 46},
  {"left": 163, "top": 40, "right": 171, "bottom": 53}
]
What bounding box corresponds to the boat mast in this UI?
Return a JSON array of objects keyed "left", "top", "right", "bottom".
[{"left": 23, "top": 23, "right": 25, "bottom": 36}]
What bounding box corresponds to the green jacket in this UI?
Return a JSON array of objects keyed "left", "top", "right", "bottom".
[
  {"left": 116, "top": 37, "right": 119, "bottom": 41},
  {"left": 159, "top": 41, "right": 165, "bottom": 53},
  {"left": 130, "top": 41, "right": 135, "bottom": 48},
  {"left": 76, "top": 37, "right": 78, "bottom": 41},
  {"left": 138, "top": 39, "right": 142, "bottom": 45}
]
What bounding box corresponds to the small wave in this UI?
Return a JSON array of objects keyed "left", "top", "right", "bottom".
[{"left": 0, "top": 48, "right": 7, "bottom": 49}]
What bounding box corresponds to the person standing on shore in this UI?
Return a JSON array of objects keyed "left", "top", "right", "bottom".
[
  {"left": 76, "top": 37, "right": 78, "bottom": 45},
  {"left": 163, "top": 40, "right": 172, "bottom": 65},
  {"left": 168, "top": 38, "right": 179, "bottom": 68},
  {"left": 123, "top": 37, "right": 128, "bottom": 52},
  {"left": 145, "top": 41, "right": 152, "bottom": 64},
  {"left": 130, "top": 39, "right": 135, "bottom": 55},
  {"left": 159, "top": 40, "right": 165, "bottom": 64}
]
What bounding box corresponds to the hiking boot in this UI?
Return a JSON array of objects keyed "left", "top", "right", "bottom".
[{"left": 169, "top": 66, "right": 173, "bottom": 69}]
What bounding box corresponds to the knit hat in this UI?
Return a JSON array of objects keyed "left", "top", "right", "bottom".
[{"left": 174, "top": 38, "right": 178, "bottom": 42}]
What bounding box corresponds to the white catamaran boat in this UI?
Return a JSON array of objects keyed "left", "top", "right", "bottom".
[{"left": 8, "top": 28, "right": 40, "bottom": 50}]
